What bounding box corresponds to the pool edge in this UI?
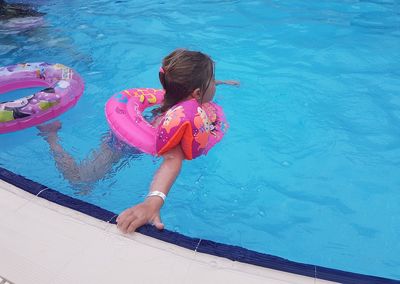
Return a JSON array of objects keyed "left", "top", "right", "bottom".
[{"left": 0, "top": 166, "right": 398, "bottom": 284}]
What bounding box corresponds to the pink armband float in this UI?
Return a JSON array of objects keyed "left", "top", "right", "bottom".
[{"left": 156, "top": 98, "right": 227, "bottom": 160}]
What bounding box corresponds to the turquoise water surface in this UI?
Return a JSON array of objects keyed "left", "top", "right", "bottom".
[{"left": 1, "top": 0, "right": 399, "bottom": 280}]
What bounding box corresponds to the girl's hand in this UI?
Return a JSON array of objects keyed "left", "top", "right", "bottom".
[
  {"left": 117, "top": 198, "right": 164, "bottom": 233},
  {"left": 117, "top": 146, "right": 183, "bottom": 234},
  {"left": 216, "top": 80, "right": 240, "bottom": 86}
]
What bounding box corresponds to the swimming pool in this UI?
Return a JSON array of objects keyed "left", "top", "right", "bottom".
[{"left": 1, "top": 0, "right": 399, "bottom": 280}]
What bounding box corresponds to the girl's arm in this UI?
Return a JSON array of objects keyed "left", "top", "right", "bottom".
[
  {"left": 117, "top": 145, "right": 185, "bottom": 233},
  {"left": 215, "top": 80, "right": 240, "bottom": 86}
]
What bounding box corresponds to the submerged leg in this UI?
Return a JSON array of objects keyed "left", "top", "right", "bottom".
[{"left": 38, "top": 121, "right": 124, "bottom": 186}]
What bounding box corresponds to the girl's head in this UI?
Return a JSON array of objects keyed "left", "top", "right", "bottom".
[{"left": 157, "top": 49, "right": 215, "bottom": 113}]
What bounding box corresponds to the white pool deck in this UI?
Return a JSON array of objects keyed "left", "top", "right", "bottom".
[{"left": 0, "top": 179, "right": 337, "bottom": 284}]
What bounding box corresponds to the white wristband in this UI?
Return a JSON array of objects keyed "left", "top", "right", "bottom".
[{"left": 147, "top": 191, "right": 166, "bottom": 202}]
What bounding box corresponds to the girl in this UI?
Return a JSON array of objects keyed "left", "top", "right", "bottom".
[{"left": 38, "top": 48, "right": 239, "bottom": 233}]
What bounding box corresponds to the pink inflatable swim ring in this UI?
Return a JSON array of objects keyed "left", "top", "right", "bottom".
[
  {"left": 105, "top": 88, "right": 164, "bottom": 155},
  {"left": 0, "top": 63, "right": 84, "bottom": 134},
  {"left": 105, "top": 88, "right": 228, "bottom": 159}
]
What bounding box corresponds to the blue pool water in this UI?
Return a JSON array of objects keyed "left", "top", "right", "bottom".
[{"left": 1, "top": 0, "right": 400, "bottom": 280}]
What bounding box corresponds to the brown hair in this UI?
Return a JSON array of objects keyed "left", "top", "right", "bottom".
[{"left": 155, "top": 49, "right": 214, "bottom": 114}]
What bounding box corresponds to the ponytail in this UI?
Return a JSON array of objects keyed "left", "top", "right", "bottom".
[{"left": 153, "top": 49, "right": 214, "bottom": 115}]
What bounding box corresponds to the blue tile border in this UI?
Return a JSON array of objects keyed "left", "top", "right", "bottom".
[{"left": 1, "top": 166, "right": 399, "bottom": 284}]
